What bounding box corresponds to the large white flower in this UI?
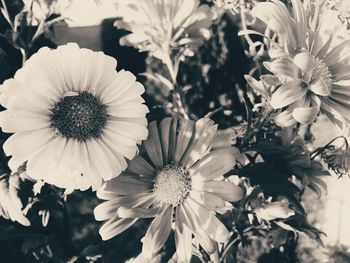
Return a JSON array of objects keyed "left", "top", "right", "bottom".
[
  {"left": 94, "top": 117, "right": 243, "bottom": 261},
  {"left": 0, "top": 43, "right": 149, "bottom": 191},
  {"left": 113, "top": 0, "right": 213, "bottom": 59}
]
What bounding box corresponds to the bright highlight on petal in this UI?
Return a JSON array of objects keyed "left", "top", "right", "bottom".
[{"left": 0, "top": 43, "right": 149, "bottom": 191}]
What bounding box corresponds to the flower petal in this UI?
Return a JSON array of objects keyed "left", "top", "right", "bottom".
[
  {"left": 193, "top": 181, "right": 243, "bottom": 202},
  {"left": 181, "top": 201, "right": 216, "bottom": 255},
  {"left": 117, "top": 206, "right": 160, "bottom": 218},
  {"left": 189, "top": 147, "right": 239, "bottom": 181},
  {"left": 175, "top": 206, "right": 193, "bottom": 262},
  {"left": 270, "top": 80, "right": 306, "bottom": 109},
  {"left": 293, "top": 52, "right": 315, "bottom": 79},
  {"left": 159, "top": 117, "right": 173, "bottom": 165},
  {"left": 265, "top": 57, "right": 300, "bottom": 80},
  {"left": 292, "top": 106, "right": 319, "bottom": 124},
  {"left": 142, "top": 206, "right": 172, "bottom": 259},
  {"left": 94, "top": 193, "right": 153, "bottom": 220},
  {"left": 174, "top": 119, "right": 195, "bottom": 163},
  {"left": 274, "top": 110, "right": 297, "bottom": 127},
  {"left": 180, "top": 118, "right": 217, "bottom": 168},
  {"left": 127, "top": 155, "right": 156, "bottom": 176},
  {"left": 100, "top": 175, "right": 151, "bottom": 195},
  {"left": 0, "top": 110, "right": 50, "bottom": 133},
  {"left": 99, "top": 215, "right": 137, "bottom": 241},
  {"left": 309, "top": 79, "right": 331, "bottom": 96},
  {"left": 144, "top": 121, "right": 163, "bottom": 169},
  {"left": 189, "top": 190, "right": 226, "bottom": 211}
]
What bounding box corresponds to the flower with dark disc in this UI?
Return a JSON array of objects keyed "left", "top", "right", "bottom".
[{"left": 0, "top": 43, "right": 149, "bottom": 191}]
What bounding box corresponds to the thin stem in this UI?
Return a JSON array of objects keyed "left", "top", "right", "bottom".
[
  {"left": 163, "top": 53, "right": 189, "bottom": 119},
  {"left": 310, "top": 135, "right": 349, "bottom": 160},
  {"left": 220, "top": 236, "right": 240, "bottom": 262},
  {"left": 239, "top": 0, "right": 254, "bottom": 47},
  {"left": 241, "top": 106, "right": 272, "bottom": 148},
  {"left": 20, "top": 48, "right": 27, "bottom": 66}
]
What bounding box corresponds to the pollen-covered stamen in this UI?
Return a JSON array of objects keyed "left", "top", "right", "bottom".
[
  {"left": 153, "top": 165, "right": 192, "bottom": 206},
  {"left": 51, "top": 91, "right": 107, "bottom": 141}
]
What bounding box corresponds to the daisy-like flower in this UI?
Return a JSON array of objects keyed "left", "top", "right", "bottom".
[
  {"left": 113, "top": 0, "right": 213, "bottom": 60},
  {"left": 94, "top": 117, "right": 243, "bottom": 261},
  {"left": 0, "top": 43, "right": 149, "bottom": 191},
  {"left": 251, "top": 0, "right": 350, "bottom": 128}
]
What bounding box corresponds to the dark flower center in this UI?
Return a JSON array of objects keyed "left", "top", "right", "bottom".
[{"left": 50, "top": 91, "right": 107, "bottom": 141}]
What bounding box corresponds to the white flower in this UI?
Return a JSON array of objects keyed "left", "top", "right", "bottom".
[
  {"left": 94, "top": 117, "right": 243, "bottom": 261},
  {"left": 0, "top": 43, "right": 149, "bottom": 191},
  {"left": 251, "top": 0, "right": 350, "bottom": 128}
]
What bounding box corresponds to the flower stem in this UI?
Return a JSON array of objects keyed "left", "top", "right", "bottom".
[
  {"left": 220, "top": 236, "right": 240, "bottom": 262},
  {"left": 241, "top": 106, "right": 272, "bottom": 148},
  {"left": 310, "top": 135, "right": 349, "bottom": 160},
  {"left": 20, "top": 48, "right": 28, "bottom": 66},
  {"left": 164, "top": 54, "right": 189, "bottom": 119}
]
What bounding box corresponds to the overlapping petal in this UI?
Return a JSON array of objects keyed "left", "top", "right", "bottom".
[
  {"left": 94, "top": 117, "right": 243, "bottom": 261},
  {"left": 0, "top": 43, "right": 148, "bottom": 191}
]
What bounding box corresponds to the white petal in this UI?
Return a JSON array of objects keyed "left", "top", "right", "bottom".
[
  {"left": 181, "top": 201, "right": 216, "bottom": 254},
  {"left": 144, "top": 121, "right": 163, "bottom": 169},
  {"left": 117, "top": 206, "right": 160, "bottom": 218},
  {"left": 174, "top": 119, "right": 195, "bottom": 163},
  {"left": 159, "top": 117, "right": 173, "bottom": 165},
  {"left": 186, "top": 198, "right": 229, "bottom": 243},
  {"left": 175, "top": 206, "right": 193, "bottom": 262},
  {"left": 0, "top": 110, "right": 50, "bottom": 132},
  {"left": 190, "top": 147, "right": 239, "bottom": 181},
  {"left": 101, "top": 175, "right": 151, "bottom": 195},
  {"left": 180, "top": 118, "right": 217, "bottom": 167},
  {"left": 270, "top": 80, "right": 306, "bottom": 109},
  {"left": 99, "top": 215, "right": 137, "bottom": 241},
  {"left": 142, "top": 206, "right": 172, "bottom": 259},
  {"left": 127, "top": 155, "right": 156, "bottom": 176},
  {"left": 193, "top": 181, "right": 243, "bottom": 202},
  {"left": 189, "top": 190, "right": 226, "bottom": 211}
]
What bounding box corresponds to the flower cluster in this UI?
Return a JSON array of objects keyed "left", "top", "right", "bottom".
[
  {"left": 247, "top": 0, "right": 350, "bottom": 129},
  {"left": 0, "top": 0, "right": 348, "bottom": 262}
]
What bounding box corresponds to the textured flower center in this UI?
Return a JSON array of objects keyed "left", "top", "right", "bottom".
[
  {"left": 311, "top": 57, "right": 332, "bottom": 87},
  {"left": 153, "top": 165, "right": 192, "bottom": 206},
  {"left": 51, "top": 91, "right": 107, "bottom": 141}
]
